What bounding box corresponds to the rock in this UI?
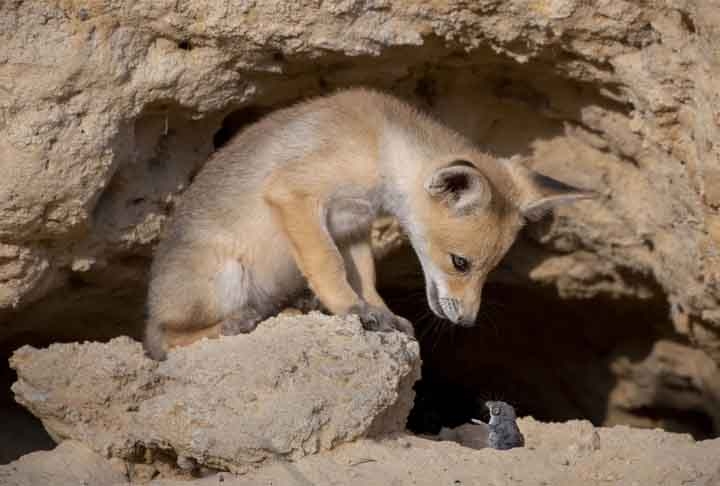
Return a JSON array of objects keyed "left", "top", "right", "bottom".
[
  {"left": 608, "top": 340, "right": 720, "bottom": 433},
  {"left": 9, "top": 313, "right": 421, "bottom": 474},
  {"left": 0, "top": 440, "right": 127, "bottom": 486}
]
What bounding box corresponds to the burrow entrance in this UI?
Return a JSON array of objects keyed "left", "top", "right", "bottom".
[{"left": 378, "top": 246, "right": 716, "bottom": 440}]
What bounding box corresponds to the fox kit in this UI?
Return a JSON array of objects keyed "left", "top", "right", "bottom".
[{"left": 144, "top": 88, "right": 594, "bottom": 360}]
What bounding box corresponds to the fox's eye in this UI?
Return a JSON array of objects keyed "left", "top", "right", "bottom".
[{"left": 450, "top": 254, "right": 470, "bottom": 273}]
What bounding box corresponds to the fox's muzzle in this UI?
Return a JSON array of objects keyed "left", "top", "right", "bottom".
[{"left": 426, "top": 280, "right": 480, "bottom": 327}]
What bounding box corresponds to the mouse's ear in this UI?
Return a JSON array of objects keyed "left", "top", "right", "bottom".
[{"left": 505, "top": 157, "right": 597, "bottom": 221}]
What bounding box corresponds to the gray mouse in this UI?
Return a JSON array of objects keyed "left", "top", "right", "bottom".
[
  {"left": 472, "top": 400, "right": 525, "bottom": 450},
  {"left": 437, "top": 400, "right": 524, "bottom": 450}
]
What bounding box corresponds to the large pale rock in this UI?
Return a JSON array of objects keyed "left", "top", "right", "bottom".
[{"left": 9, "top": 313, "right": 421, "bottom": 474}]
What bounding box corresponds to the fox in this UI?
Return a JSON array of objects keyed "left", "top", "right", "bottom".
[{"left": 144, "top": 88, "right": 595, "bottom": 360}]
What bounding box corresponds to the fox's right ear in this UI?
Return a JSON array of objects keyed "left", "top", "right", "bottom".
[
  {"left": 425, "top": 161, "right": 492, "bottom": 215},
  {"left": 506, "top": 157, "right": 597, "bottom": 221}
]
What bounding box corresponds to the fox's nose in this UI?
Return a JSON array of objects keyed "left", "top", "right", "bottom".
[
  {"left": 439, "top": 298, "right": 462, "bottom": 323},
  {"left": 445, "top": 304, "right": 477, "bottom": 327},
  {"left": 439, "top": 297, "right": 479, "bottom": 326},
  {"left": 457, "top": 300, "right": 480, "bottom": 327}
]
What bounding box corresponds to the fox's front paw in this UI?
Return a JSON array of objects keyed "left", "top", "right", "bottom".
[
  {"left": 347, "top": 303, "right": 414, "bottom": 337},
  {"left": 392, "top": 314, "right": 415, "bottom": 337}
]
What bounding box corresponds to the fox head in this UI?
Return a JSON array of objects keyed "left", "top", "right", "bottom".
[{"left": 407, "top": 154, "right": 596, "bottom": 326}]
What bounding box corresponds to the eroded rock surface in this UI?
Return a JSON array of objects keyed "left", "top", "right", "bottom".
[{"left": 9, "top": 313, "right": 421, "bottom": 475}]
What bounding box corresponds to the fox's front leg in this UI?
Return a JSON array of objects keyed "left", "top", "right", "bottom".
[
  {"left": 264, "top": 180, "right": 411, "bottom": 334},
  {"left": 341, "top": 238, "right": 414, "bottom": 336},
  {"left": 341, "top": 237, "right": 386, "bottom": 308}
]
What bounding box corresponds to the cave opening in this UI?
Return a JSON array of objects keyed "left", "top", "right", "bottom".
[
  {"left": 0, "top": 337, "right": 56, "bottom": 464},
  {"left": 378, "top": 243, "right": 717, "bottom": 440}
]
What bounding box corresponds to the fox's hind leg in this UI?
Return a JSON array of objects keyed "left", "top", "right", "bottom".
[
  {"left": 145, "top": 254, "right": 267, "bottom": 360},
  {"left": 214, "top": 259, "right": 276, "bottom": 334},
  {"left": 145, "top": 268, "right": 225, "bottom": 361},
  {"left": 219, "top": 306, "right": 266, "bottom": 335}
]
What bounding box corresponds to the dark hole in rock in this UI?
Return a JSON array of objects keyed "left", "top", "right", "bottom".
[
  {"left": 414, "top": 76, "right": 438, "bottom": 107},
  {"left": 625, "top": 406, "right": 714, "bottom": 440},
  {"left": 68, "top": 272, "right": 91, "bottom": 289},
  {"left": 213, "top": 106, "right": 269, "bottom": 149},
  {"left": 679, "top": 11, "right": 697, "bottom": 34},
  {"left": 0, "top": 336, "right": 56, "bottom": 464}
]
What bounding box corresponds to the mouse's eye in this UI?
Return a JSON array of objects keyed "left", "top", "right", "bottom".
[
  {"left": 492, "top": 406, "right": 501, "bottom": 416},
  {"left": 451, "top": 254, "right": 470, "bottom": 273}
]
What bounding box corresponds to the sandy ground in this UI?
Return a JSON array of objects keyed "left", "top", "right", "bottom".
[{"left": 3, "top": 417, "right": 719, "bottom": 486}]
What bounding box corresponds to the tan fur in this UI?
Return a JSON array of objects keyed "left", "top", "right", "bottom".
[{"left": 144, "top": 88, "right": 593, "bottom": 359}]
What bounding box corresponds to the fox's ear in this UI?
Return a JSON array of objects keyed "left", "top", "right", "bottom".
[
  {"left": 507, "top": 158, "right": 597, "bottom": 221},
  {"left": 425, "top": 161, "right": 492, "bottom": 215}
]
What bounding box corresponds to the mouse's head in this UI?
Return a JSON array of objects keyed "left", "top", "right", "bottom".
[
  {"left": 409, "top": 154, "right": 595, "bottom": 326},
  {"left": 486, "top": 400, "right": 518, "bottom": 420}
]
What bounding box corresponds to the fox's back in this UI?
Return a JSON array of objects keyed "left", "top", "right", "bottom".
[{"left": 164, "top": 90, "right": 394, "bottom": 240}]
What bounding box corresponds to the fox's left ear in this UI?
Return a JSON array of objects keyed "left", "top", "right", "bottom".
[
  {"left": 507, "top": 158, "right": 598, "bottom": 221},
  {"left": 425, "top": 161, "right": 492, "bottom": 215}
]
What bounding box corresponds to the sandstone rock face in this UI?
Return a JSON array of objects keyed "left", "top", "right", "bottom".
[
  {"left": 9, "top": 314, "right": 421, "bottom": 475},
  {"left": 608, "top": 339, "right": 720, "bottom": 432},
  {"left": 1, "top": 0, "right": 720, "bottom": 435}
]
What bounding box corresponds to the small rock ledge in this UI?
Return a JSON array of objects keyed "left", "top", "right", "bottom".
[{"left": 9, "top": 313, "right": 421, "bottom": 476}]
